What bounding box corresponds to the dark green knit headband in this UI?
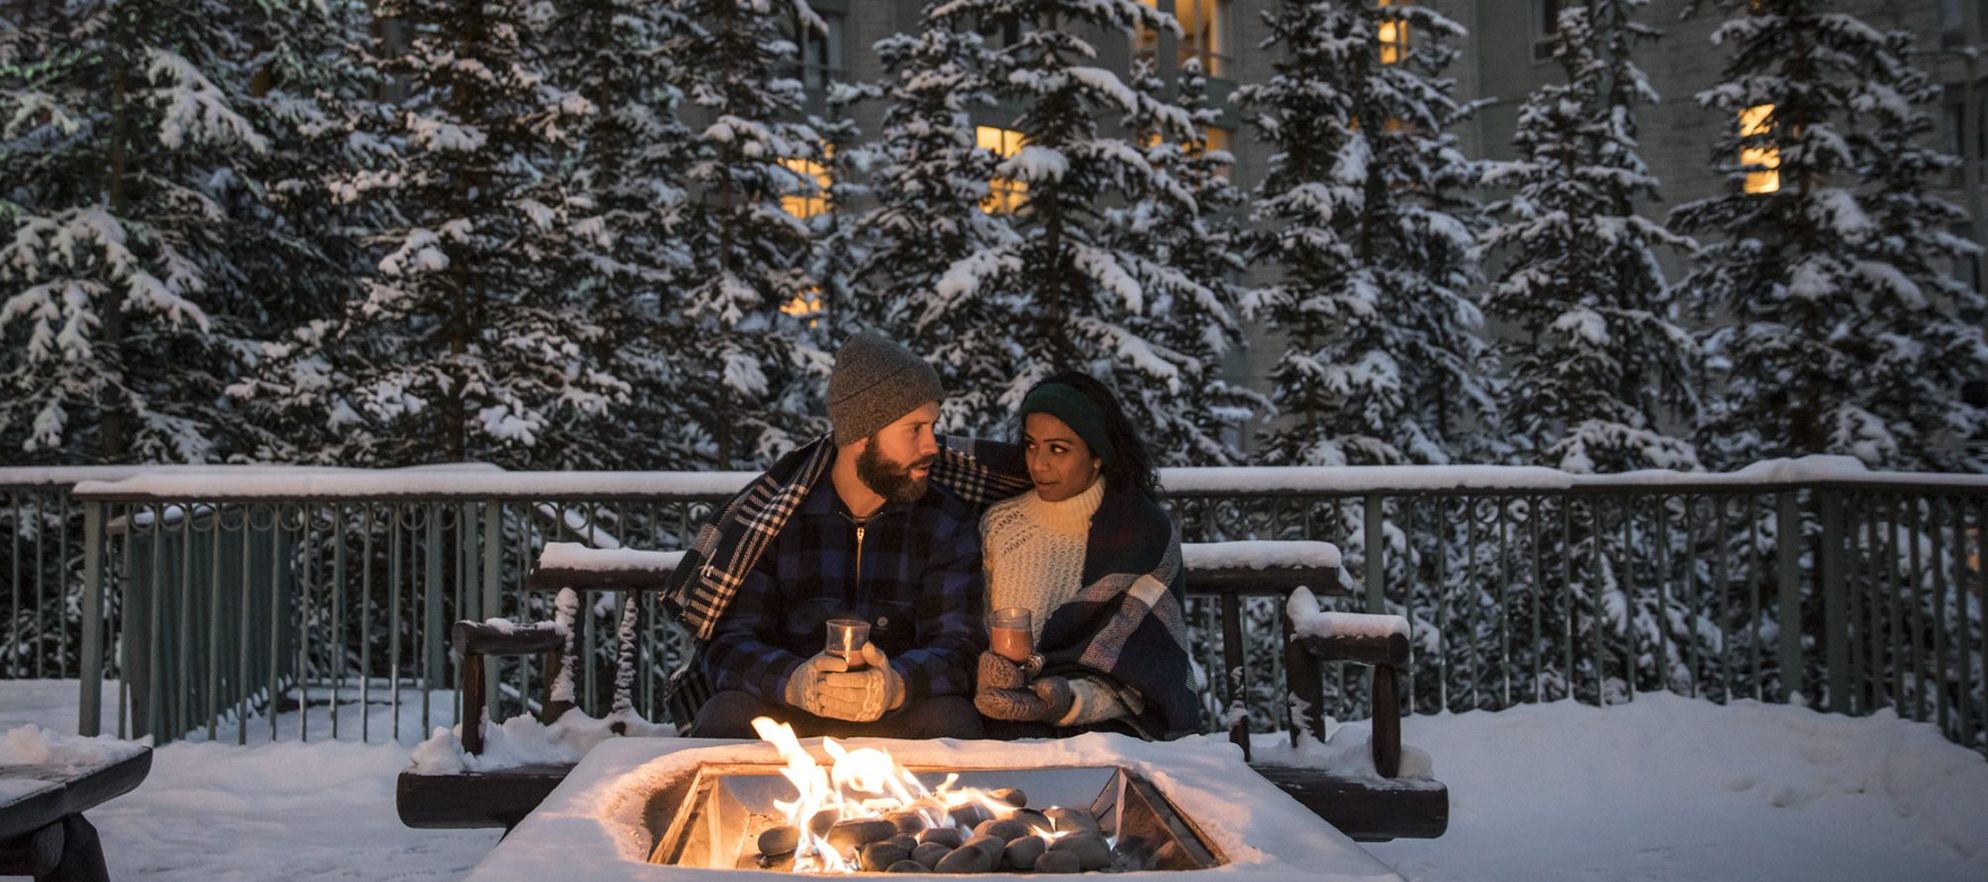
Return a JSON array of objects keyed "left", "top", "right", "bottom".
[{"left": 1019, "top": 382, "right": 1116, "bottom": 465}]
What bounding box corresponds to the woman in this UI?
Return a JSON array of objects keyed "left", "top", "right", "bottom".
[{"left": 973, "top": 371, "right": 1201, "bottom": 739}]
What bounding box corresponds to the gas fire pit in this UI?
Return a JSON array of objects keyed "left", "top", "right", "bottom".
[{"left": 461, "top": 731, "right": 1405, "bottom": 882}]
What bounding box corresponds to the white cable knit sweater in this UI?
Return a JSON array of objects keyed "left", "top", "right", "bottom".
[{"left": 980, "top": 479, "right": 1138, "bottom": 726}]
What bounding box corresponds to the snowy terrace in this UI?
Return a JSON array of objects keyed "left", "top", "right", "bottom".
[
  {"left": 2, "top": 460, "right": 1987, "bottom": 880},
  {"left": 4, "top": 679, "right": 1986, "bottom": 881},
  {"left": 1, "top": 457, "right": 1986, "bottom": 755}
]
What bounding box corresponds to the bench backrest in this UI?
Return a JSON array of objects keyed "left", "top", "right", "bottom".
[{"left": 514, "top": 541, "right": 1346, "bottom": 743}]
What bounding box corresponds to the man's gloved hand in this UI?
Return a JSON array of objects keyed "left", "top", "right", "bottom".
[
  {"left": 813, "top": 643, "right": 906, "bottom": 722},
  {"left": 783, "top": 650, "right": 847, "bottom": 717}
]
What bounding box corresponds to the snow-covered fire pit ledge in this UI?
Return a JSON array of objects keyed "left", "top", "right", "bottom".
[{"left": 461, "top": 734, "right": 1406, "bottom": 882}]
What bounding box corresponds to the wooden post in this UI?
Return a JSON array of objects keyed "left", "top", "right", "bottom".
[
  {"left": 1222, "top": 591, "right": 1247, "bottom": 760},
  {"left": 461, "top": 652, "right": 486, "bottom": 756},
  {"left": 1371, "top": 666, "right": 1401, "bottom": 778}
]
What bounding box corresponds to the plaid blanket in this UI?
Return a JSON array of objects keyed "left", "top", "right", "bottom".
[
  {"left": 1037, "top": 484, "right": 1202, "bottom": 739},
  {"left": 662, "top": 433, "right": 1031, "bottom": 641}
]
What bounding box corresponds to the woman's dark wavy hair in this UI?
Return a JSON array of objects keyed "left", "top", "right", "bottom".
[{"left": 1021, "top": 371, "right": 1162, "bottom": 500}]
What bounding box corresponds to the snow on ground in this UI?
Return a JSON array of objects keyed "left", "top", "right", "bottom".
[
  {"left": 1352, "top": 693, "right": 1988, "bottom": 882},
  {"left": 1, "top": 679, "right": 498, "bottom": 881},
  {"left": 3, "top": 679, "right": 1986, "bottom": 881}
]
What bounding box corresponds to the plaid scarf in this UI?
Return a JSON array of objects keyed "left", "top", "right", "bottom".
[
  {"left": 662, "top": 434, "right": 1031, "bottom": 641},
  {"left": 1037, "top": 483, "right": 1202, "bottom": 739}
]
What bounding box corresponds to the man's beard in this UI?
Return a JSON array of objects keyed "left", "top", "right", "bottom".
[{"left": 857, "top": 439, "right": 935, "bottom": 503}]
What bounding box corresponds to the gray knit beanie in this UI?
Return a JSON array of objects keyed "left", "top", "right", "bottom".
[{"left": 827, "top": 331, "right": 945, "bottom": 446}]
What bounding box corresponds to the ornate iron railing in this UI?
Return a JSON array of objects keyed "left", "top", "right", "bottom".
[{"left": 3, "top": 461, "right": 1983, "bottom": 757}]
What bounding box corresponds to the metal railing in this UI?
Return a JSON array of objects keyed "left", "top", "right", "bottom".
[{"left": 3, "top": 461, "right": 1984, "bottom": 757}]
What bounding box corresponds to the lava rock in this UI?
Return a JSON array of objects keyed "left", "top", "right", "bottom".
[
  {"left": 860, "top": 841, "right": 913, "bottom": 871},
  {"left": 809, "top": 809, "right": 839, "bottom": 837},
  {"left": 973, "top": 818, "right": 1030, "bottom": 842},
  {"left": 1007, "top": 809, "right": 1050, "bottom": 832},
  {"left": 990, "top": 787, "right": 1028, "bottom": 807},
  {"left": 887, "top": 860, "right": 929, "bottom": 873},
  {"left": 1044, "top": 807, "right": 1100, "bottom": 834},
  {"left": 911, "top": 842, "right": 954, "bottom": 869},
  {"left": 825, "top": 819, "right": 899, "bottom": 853},
  {"left": 948, "top": 804, "right": 992, "bottom": 830},
  {"left": 886, "top": 811, "right": 925, "bottom": 836},
  {"left": 918, "top": 826, "right": 965, "bottom": 849},
  {"left": 1032, "top": 850, "right": 1083, "bottom": 874},
  {"left": 1047, "top": 833, "right": 1111, "bottom": 871},
  {"left": 962, "top": 833, "right": 1006, "bottom": 855},
  {"left": 1003, "top": 835, "right": 1048, "bottom": 871},
  {"left": 933, "top": 845, "right": 995, "bottom": 873},
  {"left": 757, "top": 825, "right": 800, "bottom": 857}
]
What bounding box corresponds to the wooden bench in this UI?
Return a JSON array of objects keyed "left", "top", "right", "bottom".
[
  {"left": 0, "top": 743, "right": 152, "bottom": 882},
  {"left": 398, "top": 542, "right": 1448, "bottom": 841}
]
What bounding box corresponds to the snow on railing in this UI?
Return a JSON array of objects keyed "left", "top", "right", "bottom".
[
  {"left": 36, "top": 454, "right": 1988, "bottom": 501},
  {"left": 62, "top": 467, "right": 756, "bottom": 500}
]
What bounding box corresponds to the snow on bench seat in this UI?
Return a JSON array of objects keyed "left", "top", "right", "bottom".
[{"left": 1285, "top": 586, "right": 1410, "bottom": 640}]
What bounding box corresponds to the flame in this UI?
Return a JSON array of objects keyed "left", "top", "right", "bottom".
[{"left": 751, "top": 716, "right": 1031, "bottom": 873}]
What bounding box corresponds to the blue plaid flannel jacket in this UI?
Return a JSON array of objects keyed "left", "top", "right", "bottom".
[{"left": 699, "top": 457, "right": 991, "bottom": 704}]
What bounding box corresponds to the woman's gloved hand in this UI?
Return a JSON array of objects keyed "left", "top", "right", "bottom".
[
  {"left": 978, "top": 651, "right": 1026, "bottom": 690},
  {"left": 975, "top": 651, "right": 1077, "bottom": 724}
]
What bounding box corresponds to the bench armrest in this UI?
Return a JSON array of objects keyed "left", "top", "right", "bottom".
[
  {"left": 452, "top": 621, "right": 565, "bottom": 658},
  {"left": 1284, "top": 629, "right": 1408, "bottom": 779}
]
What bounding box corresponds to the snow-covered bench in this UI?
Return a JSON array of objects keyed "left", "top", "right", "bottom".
[
  {"left": 0, "top": 728, "right": 152, "bottom": 882},
  {"left": 397, "top": 541, "right": 1448, "bottom": 841}
]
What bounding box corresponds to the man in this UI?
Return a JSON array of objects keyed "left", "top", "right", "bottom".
[{"left": 677, "top": 331, "right": 1017, "bottom": 738}]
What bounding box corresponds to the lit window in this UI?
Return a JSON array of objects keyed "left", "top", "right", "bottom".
[
  {"left": 780, "top": 154, "right": 832, "bottom": 219},
  {"left": 1177, "top": 0, "right": 1231, "bottom": 77},
  {"left": 977, "top": 125, "right": 1028, "bottom": 213},
  {"left": 1378, "top": 0, "right": 1409, "bottom": 66},
  {"left": 1739, "top": 104, "right": 1780, "bottom": 194},
  {"left": 1196, "top": 126, "right": 1233, "bottom": 178},
  {"left": 1347, "top": 116, "right": 1406, "bottom": 133},
  {"left": 781, "top": 285, "right": 823, "bottom": 326}
]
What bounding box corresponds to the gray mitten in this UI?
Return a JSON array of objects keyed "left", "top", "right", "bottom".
[
  {"left": 975, "top": 685, "right": 1048, "bottom": 721},
  {"left": 1032, "top": 676, "right": 1076, "bottom": 723},
  {"left": 978, "top": 651, "right": 1026, "bottom": 691}
]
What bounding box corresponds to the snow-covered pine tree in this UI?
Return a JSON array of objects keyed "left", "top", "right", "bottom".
[
  {"left": 527, "top": 0, "right": 706, "bottom": 469},
  {"left": 1480, "top": 0, "right": 1698, "bottom": 474},
  {"left": 1672, "top": 0, "right": 1988, "bottom": 470},
  {"left": 263, "top": 0, "right": 629, "bottom": 468},
  {"left": 922, "top": 0, "right": 1205, "bottom": 426},
  {"left": 1110, "top": 57, "right": 1266, "bottom": 466},
  {"left": 800, "top": 80, "right": 880, "bottom": 348},
  {"left": 664, "top": 0, "right": 828, "bottom": 465},
  {"left": 1237, "top": 0, "right": 1491, "bottom": 467},
  {"left": 1472, "top": 0, "right": 1713, "bottom": 710},
  {"left": 0, "top": 0, "right": 287, "bottom": 463},
  {"left": 221, "top": 0, "right": 391, "bottom": 463},
  {"left": 857, "top": 12, "right": 1018, "bottom": 437}
]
